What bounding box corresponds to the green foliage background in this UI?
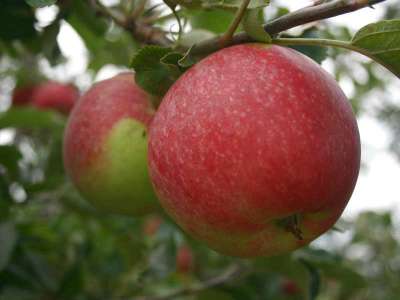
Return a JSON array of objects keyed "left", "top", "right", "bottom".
[{"left": 0, "top": 1, "right": 400, "bottom": 299}]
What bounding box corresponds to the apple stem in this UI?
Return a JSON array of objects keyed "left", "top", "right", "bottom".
[{"left": 220, "top": 0, "right": 252, "bottom": 48}]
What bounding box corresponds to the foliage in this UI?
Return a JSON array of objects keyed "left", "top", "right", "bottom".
[
  {"left": 0, "top": 0, "right": 400, "bottom": 299},
  {"left": 351, "top": 19, "right": 400, "bottom": 77}
]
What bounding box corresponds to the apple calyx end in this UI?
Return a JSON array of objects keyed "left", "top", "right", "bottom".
[{"left": 276, "top": 214, "right": 304, "bottom": 241}]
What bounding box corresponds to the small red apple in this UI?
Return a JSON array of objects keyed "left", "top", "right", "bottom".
[
  {"left": 64, "top": 73, "right": 159, "bottom": 216},
  {"left": 143, "top": 215, "right": 163, "bottom": 236},
  {"left": 31, "top": 81, "right": 78, "bottom": 114},
  {"left": 148, "top": 44, "right": 360, "bottom": 257},
  {"left": 281, "top": 279, "right": 301, "bottom": 296},
  {"left": 176, "top": 245, "right": 194, "bottom": 274},
  {"left": 11, "top": 85, "right": 36, "bottom": 106}
]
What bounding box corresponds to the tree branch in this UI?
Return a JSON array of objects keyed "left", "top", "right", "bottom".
[
  {"left": 87, "top": 0, "right": 387, "bottom": 51},
  {"left": 131, "top": 0, "right": 148, "bottom": 19},
  {"left": 88, "top": 0, "right": 171, "bottom": 46},
  {"left": 191, "top": 0, "right": 388, "bottom": 55},
  {"left": 135, "top": 264, "right": 248, "bottom": 300}
]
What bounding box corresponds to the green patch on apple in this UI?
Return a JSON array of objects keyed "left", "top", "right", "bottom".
[{"left": 79, "top": 118, "right": 159, "bottom": 216}]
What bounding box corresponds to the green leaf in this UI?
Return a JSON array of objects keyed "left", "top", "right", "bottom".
[
  {"left": 67, "top": 0, "right": 108, "bottom": 40},
  {"left": 0, "top": 222, "right": 18, "bottom": 272},
  {"left": 66, "top": 0, "right": 128, "bottom": 71},
  {"left": 130, "top": 46, "right": 184, "bottom": 97},
  {"left": 39, "top": 21, "right": 63, "bottom": 65},
  {"left": 197, "top": 289, "right": 235, "bottom": 300},
  {"left": 295, "top": 248, "right": 366, "bottom": 297},
  {"left": 0, "top": 0, "right": 37, "bottom": 41},
  {"left": 179, "top": 29, "right": 216, "bottom": 48},
  {"left": 299, "top": 258, "right": 320, "bottom": 300},
  {"left": 0, "top": 288, "right": 38, "bottom": 300},
  {"left": 93, "top": 31, "right": 138, "bottom": 71},
  {"left": 351, "top": 19, "right": 400, "bottom": 78},
  {"left": 0, "top": 107, "right": 65, "bottom": 131},
  {"left": 0, "top": 146, "right": 22, "bottom": 179},
  {"left": 160, "top": 47, "right": 196, "bottom": 69},
  {"left": 178, "top": 47, "right": 198, "bottom": 68},
  {"left": 242, "top": 8, "right": 271, "bottom": 43},
  {"left": 0, "top": 174, "right": 12, "bottom": 220},
  {"left": 0, "top": 175, "right": 10, "bottom": 199},
  {"left": 56, "top": 262, "right": 84, "bottom": 299},
  {"left": 189, "top": 9, "right": 236, "bottom": 34},
  {"left": 160, "top": 52, "right": 186, "bottom": 71},
  {"left": 23, "top": 250, "right": 59, "bottom": 291},
  {"left": 295, "top": 248, "right": 341, "bottom": 265},
  {"left": 25, "top": 0, "right": 56, "bottom": 8},
  {"left": 66, "top": 0, "right": 139, "bottom": 70}
]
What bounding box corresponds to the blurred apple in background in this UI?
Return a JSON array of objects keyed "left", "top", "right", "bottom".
[
  {"left": 64, "top": 73, "right": 159, "bottom": 216},
  {"left": 11, "top": 85, "right": 36, "bottom": 106},
  {"left": 31, "top": 81, "right": 79, "bottom": 115},
  {"left": 176, "top": 245, "right": 194, "bottom": 274}
]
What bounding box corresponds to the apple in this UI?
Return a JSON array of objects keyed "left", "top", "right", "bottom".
[
  {"left": 31, "top": 81, "right": 78, "bottom": 115},
  {"left": 143, "top": 215, "right": 163, "bottom": 236},
  {"left": 281, "top": 279, "right": 301, "bottom": 296},
  {"left": 11, "top": 85, "right": 36, "bottom": 106},
  {"left": 176, "top": 245, "right": 194, "bottom": 273},
  {"left": 64, "top": 73, "right": 159, "bottom": 216},
  {"left": 148, "top": 44, "right": 360, "bottom": 257}
]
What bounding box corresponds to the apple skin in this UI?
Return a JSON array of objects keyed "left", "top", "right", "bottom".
[
  {"left": 148, "top": 44, "right": 360, "bottom": 257},
  {"left": 12, "top": 85, "right": 36, "bottom": 106},
  {"left": 63, "top": 73, "right": 159, "bottom": 216},
  {"left": 31, "top": 81, "right": 78, "bottom": 114}
]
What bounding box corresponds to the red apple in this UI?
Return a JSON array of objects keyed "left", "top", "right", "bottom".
[
  {"left": 143, "top": 215, "right": 163, "bottom": 236},
  {"left": 176, "top": 245, "right": 194, "bottom": 273},
  {"left": 281, "top": 279, "right": 301, "bottom": 296},
  {"left": 31, "top": 81, "right": 78, "bottom": 114},
  {"left": 148, "top": 44, "right": 360, "bottom": 257},
  {"left": 64, "top": 73, "right": 159, "bottom": 216},
  {"left": 11, "top": 85, "right": 36, "bottom": 106}
]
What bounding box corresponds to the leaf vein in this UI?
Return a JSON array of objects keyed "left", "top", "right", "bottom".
[{"left": 352, "top": 29, "right": 400, "bottom": 44}]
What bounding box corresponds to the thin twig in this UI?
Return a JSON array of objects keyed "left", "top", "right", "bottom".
[
  {"left": 135, "top": 264, "right": 247, "bottom": 300},
  {"left": 142, "top": 9, "right": 181, "bottom": 25},
  {"left": 220, "top": 0, "right": 252, "bottom": 47},
  {"left": 90, "top": 0, "right": 127, "bottom": 27},
  {"left": 170, "top": 8, "right": 183, "bottom": 43},
  {"left": 190, "top": 0, "right": 388, "bottom": 55},
  {"left": 132, "top": 0, "right": 148, "bottom": 19}
]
